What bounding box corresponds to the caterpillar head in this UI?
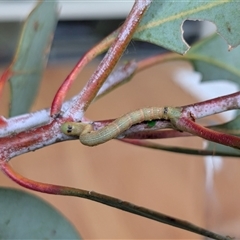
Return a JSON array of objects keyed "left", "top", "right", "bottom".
[{"left": 61, "top": 122, "right": 83, "bottom": 136}]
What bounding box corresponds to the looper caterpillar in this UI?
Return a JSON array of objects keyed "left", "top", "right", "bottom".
[{"left": 61, "top": 107, "right": 181, "bottom": 146}]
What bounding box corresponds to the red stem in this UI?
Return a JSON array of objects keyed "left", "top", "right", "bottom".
[
  {"left": 0, "top": 162, "right": 230, "bottom": 240},
  {"left": 0, "top": 119, "right": 69, "bottom": 160},
  {"left": 50, "top": 32, "right": 116, "bottom": 116},
  {"left": 1, "top": 162, "right": 64, "bottom": 194},
  {"left": 178, "top": 117, "right": 240, "bottom": 149},
  {"left": 64, "top": 0, "right": 152, "bottom": 120}
]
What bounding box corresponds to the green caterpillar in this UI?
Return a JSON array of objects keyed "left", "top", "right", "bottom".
[{"left": 61, "top": 107, "right": 181, "bottom": 146}]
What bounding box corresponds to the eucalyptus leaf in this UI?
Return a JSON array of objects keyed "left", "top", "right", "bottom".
[
  {"left": 184, "top": 34, "right": 240, "bottom": 84},
  {"left": 9, "top": 0, "right": 58, "bottom": 117},
  {"left": 0, "top": 187, "right": 81, "bottom": 239},
  {"left": 134, "top": 1, "right": 240, "bottom": 54}
]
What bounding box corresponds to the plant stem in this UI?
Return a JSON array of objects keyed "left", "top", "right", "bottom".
[
  {"left": 2, "top": 92, "right": 240, "bottom": 159},
  {"left": 50, "top": 29, "right": 117, "bottom": 116},
  {"left": 121, "top": 139, "right": 240, "bottom": 157},
  {"left": 63, "top": 0, "right": 152, "bottom": 120},
  {"left": 0, "top": 119, "right": 69, "bottom": 160},
  {"left": 182, "top": 91, "right": 240, "bottom": 119},
  {"left": 1, "top": 162, "right": 231, "bottom": 240},
  {"left": 177, "top": 117, "right": 240, "bottom": 149}
]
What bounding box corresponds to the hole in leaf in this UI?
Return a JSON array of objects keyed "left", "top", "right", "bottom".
[{"left": 182, "top": 20, "right": 202, "bottom": 46}]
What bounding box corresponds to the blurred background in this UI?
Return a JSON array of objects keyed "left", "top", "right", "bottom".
[{"left": 0, "top": 1, "right": 240, "bottom": 239}]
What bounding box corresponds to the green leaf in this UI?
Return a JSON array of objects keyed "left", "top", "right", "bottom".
[
  {"left": 9, "top": 0, "right": 58, "bottom": 117},
  {"left": 0, "top": 187, "right": 81, "bottom": 239},
  {"left": 184, "top": 33, "right": 240, "bottom": 84},
  {"left": 134, "top": 1, "right": 240, "bottom": 54}
]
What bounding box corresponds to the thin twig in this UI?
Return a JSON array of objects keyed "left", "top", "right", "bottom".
[
  {"left": 50, "top": 30, "right": 117, "bottom": 116},
  {"left": 1, "top": 162, "right": 231, "bottom": 240},
  {"left": 121, "top": 138, "right": 240, "bottom": 157},
  {"left": 63, "top": 0, "right": 152, "bottom": 120},
  {"left": 176, "top": 117, "right": 240, "bottom": 150}
]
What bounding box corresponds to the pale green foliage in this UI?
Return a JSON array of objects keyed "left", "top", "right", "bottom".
[
  {"left": 9, "top": 1, "right": 57, "bottom": 117},
  {"left": 0, "top": 188, "right": 81, "bottom": 239},
  {"left": 185, "top": 34, "right": 240, "bottom": 84},
  {"left": 134, "top": 1, "right": 240, "bottom": 54}
]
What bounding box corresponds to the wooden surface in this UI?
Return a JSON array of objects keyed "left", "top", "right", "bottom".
[{"left": 0, "top": 62, "right": 238, "bottom": 239}]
